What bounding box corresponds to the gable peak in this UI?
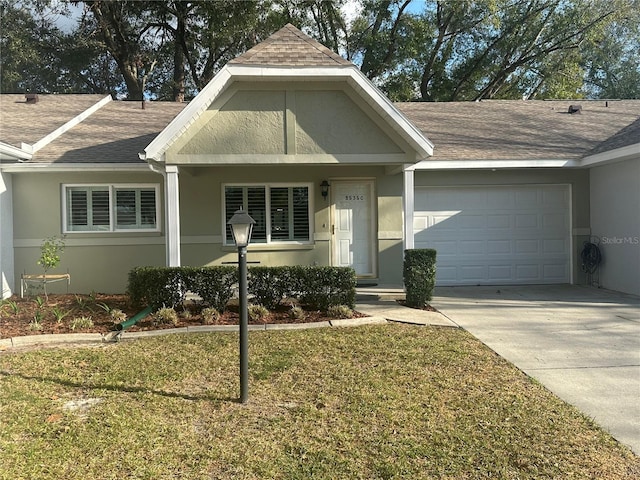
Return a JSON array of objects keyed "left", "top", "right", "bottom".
[{"left": 229, "top": 23, "right": 352, "bottom": 67}]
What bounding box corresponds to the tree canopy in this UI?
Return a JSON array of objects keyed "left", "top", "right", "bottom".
[{"left": 1, "top": 0, "right": 638, "bottom": 101}]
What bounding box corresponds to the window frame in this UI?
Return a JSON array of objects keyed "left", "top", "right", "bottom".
[
  {"left": 222, "top": 182, "right": 313, "bottom": 246},
  {"left": 62, "top": 183, "right": 161, "bottom": 234}
]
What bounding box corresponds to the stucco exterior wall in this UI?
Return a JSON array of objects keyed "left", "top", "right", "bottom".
[
  {"left": 11, "top": 171, "right": 166, "bottom": 294},
  {"left": 590, "top": 158, "right": 640, "bottom": 296},
  {"left": 1, "top": 171, "right": 14, "bottom": 298},
  {"left": 168, "top": 83, "right": 408, "bottom": 163},
  {"left": 413, "top": 168, "right": 591, "bottom": 284},
  {"left": 177, "top": 165, "right": 405, "bottom": 284},
  {"left": 9, "top": 165, "right": 407, "bottom": 293}
]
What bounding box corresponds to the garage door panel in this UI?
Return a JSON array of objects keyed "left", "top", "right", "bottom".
[
  {"left": 516, "top": 264, "right": 540, "bottom": 280},
  {"left": 543, "top": 187, "right": 568, "bottom": 205},
  {"left": 515, "top": 189, "right": 539, "bottom": 206},
  {"left": 487, "top": 214, "right": 511, "bottom": 229},
  {"left": 515, "top": 214, "right": 539, "bottom": 228},
  {"left": 515, "top": 239, "right": 539, "bottom": 254},
  {"left": 487, "top": 240, "right": 511, "bottom": 254},
  {"left": 414, "top": 185, "right": 570, "bottom": 285},
  {"left": 460, "top": 265, "right": 486, "bottom": 281},
  {"left": 436, "top": 266, "right": 457, "bottom": 282},
  {"left": 459, "top": 240, "right": 485, "bottom": 254},
  {"left": 543, "top": 264, "right": 568, "bottom": 281},
  {"left": 459, "top": 214, "right": 485, "bottom": 229},
  {"left": 488, "top": 265, "right": 513, "bottom": 282},
  {"left": 543, "top": 239, "right": 567, "bottom": 254},
  {"left": 543, "top": 213, "right": 567, "bottom": 229}
]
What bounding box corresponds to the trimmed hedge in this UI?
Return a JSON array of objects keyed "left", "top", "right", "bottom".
[
  {"left": 128, "top": 265, "right": 356, "bottom": 311},
  {"left": 247, "top": 266, "right": 291, "bottom": 309},
  {"left": 403, "top": 249, "right": 437, "bottom": 308},
  {"left": 127, "top": 266, "right": 185, "bottom": 310},
  {"left": 292, "top": 266, "right": 356, "bottom": 310},
  {"left": 184, "top": 266, "right": 238, "bottom": 312}
]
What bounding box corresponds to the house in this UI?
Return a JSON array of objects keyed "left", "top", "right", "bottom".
[{"left": 1, "top": 24, "right": 639, "bottom": 298}]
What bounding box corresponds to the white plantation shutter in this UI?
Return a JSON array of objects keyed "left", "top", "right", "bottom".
[
  {"left": 66, "top": 186, "right": 109, "bottom": 231},
  {"left": 115, "top": 188, "right": 157, "bottom": 230},
  {"left": 292, "top": 187, "right": 310, "bottom": 241},
  {"left": 139, "top": 189, "right": 156, "bottom": 227},
  {"left": 224, "top": 185, "right": 310, "bottom": 244},
  {"left": 65, "top": 185, "right": 158, "bottom": 232}
]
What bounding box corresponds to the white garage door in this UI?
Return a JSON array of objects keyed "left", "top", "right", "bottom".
[{"left": 414, "top": 185, "right": 570, "bottom": 285}]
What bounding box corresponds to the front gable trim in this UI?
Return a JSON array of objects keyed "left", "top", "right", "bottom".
[{"left": 141, "top": 65, "right": 433, "bottom": 163}]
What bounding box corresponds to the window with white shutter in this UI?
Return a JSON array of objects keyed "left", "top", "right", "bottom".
[
  {"left": 224, "top": 184, "right": 311, "bottom": 245},
  {"left": 64, "top": 185, "right": 159, "bottom": 233}
]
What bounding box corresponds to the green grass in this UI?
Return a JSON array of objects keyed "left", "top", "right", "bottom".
[{"left": 0, "top": 324, "right": 637, "bottom": 479}]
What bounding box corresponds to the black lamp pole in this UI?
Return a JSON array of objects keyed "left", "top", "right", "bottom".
[
  {"left": 238, "top": 242, "right": 249, "bottom": 403},
  {"left": 227, "top": 208, "right": 255, "bottom": 404}
]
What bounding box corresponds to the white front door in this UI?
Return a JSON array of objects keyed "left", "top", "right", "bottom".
[{"left": 331, "top": 180, "right": 376, "bottom": 277}]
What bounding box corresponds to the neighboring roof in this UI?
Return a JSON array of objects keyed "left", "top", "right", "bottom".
[
  {"left": 0, "top": 94, "right": 107, "bottom": 148},
  {"left": 32, "top": 100, "right": 186, "bottom": 164},
  {"left": 588, "top": 116, "right": 640, "bottom": 155},
  {"left": 397, "top": 100, "right": 640, "bottom": 162},
  {"left": 229, "top": 23, "right": 351, "bottom": 67}
]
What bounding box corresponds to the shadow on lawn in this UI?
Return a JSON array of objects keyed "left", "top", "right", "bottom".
[{"left": 0, "top": 369, "right": 237, "bottom": 403}]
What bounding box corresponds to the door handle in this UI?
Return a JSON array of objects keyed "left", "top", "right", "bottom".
[{"left": 331, "top": 225, "right": 335, "bottom": 235}]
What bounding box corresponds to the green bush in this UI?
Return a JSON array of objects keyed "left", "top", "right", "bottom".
[
  {"left": 183, "top": 266, "right": 237, "bottom": 312},
  {"left": 127, "top": 265, "right": 356, "bottom": 313},
  {"left": 403, "top": 249, "right": 437, "bottom": 308},
  {"left": 293, "top": 266, "right": 356, "bottom": 310},
  {"left": 127, "top": 267, "right": 185, "bottom": 310},
  {"left": 248, "top": 267, "right": 291, "bottom": 309}
]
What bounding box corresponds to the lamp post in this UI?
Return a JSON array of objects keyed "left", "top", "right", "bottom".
[{"left": 227, "top": 208, "right": 256, "bottom": 404}]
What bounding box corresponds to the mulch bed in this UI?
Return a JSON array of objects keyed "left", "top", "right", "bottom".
[{"left": 1, "top": 293, "right": 366, "bottom": 339}]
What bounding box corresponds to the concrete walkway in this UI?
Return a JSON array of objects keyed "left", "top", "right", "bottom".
[
  {"left": 355, "top": 286, "right": 457, "bottom": 327},
  {"left": 430, "top": 284, "right": 640, "bottom": 454}
]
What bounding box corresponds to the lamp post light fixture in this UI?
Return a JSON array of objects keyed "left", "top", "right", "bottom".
[
  {"left": 320, "top": 180, "right": 330, "bottom": 199},
  {"left": 227, "top": 208, "right": 256, "bottom": 404}
]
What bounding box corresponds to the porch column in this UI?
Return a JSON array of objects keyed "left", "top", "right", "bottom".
[
  {"left": 164, "top": 165, "right": 181, "bottom": 266},
  {"left": 0, "top": 172, "right": 14, "bottom": 298},
  {"left": 402, "top": 166, "right": 415, "bottom": 251}
]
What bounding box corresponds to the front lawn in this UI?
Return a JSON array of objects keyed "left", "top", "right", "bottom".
[{"left": 0, "top": 324, "right": 637, "bottom": 479}]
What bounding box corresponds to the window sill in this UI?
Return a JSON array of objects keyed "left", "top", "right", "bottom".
[{"left": 221, "top": 243, "right": 315, "bottom": 252}]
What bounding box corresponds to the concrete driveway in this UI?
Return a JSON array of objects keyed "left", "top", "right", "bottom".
[{"left": 430, "top": 284, "right": 640, "bottom": 454}]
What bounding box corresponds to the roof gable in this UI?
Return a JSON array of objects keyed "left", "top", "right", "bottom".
[
  {"left": 143, "top": 26, "right": 433, "bottom": 163},
  {"left": 229, "top": 23, "right": 351, "bottom": 67}
]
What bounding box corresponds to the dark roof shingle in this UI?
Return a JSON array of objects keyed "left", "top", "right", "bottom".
[
  {"left": 396, "top": 100, "right": 640, "bottom": 161},
  {"left": 0, "top": 94, "right": 107, "bottom": 147},
  {"left": 229, "top": 23, "right": 351, "bottom": 67},
  {"left": 33, "top": 101, "right": 186, "bottom": 164}
]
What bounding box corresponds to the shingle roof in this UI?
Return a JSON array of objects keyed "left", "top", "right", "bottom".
[
  {"left": 589, "top": 116, "right": 640, "bottom": 155},
  {"left": 32, "top": 100, "right": 186, "bottom": 164},
  {"left": 2, "top": 97, "right": 639, "bottom": 165},
  {"left": 229, "top": 23, "right": 352, "bottom": 67},
  {"left": 396, "top": 100, "right": 640, "bottom": 161},
  {"left": 0, "top": 94, "right": 107, "bottom": 148}
]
